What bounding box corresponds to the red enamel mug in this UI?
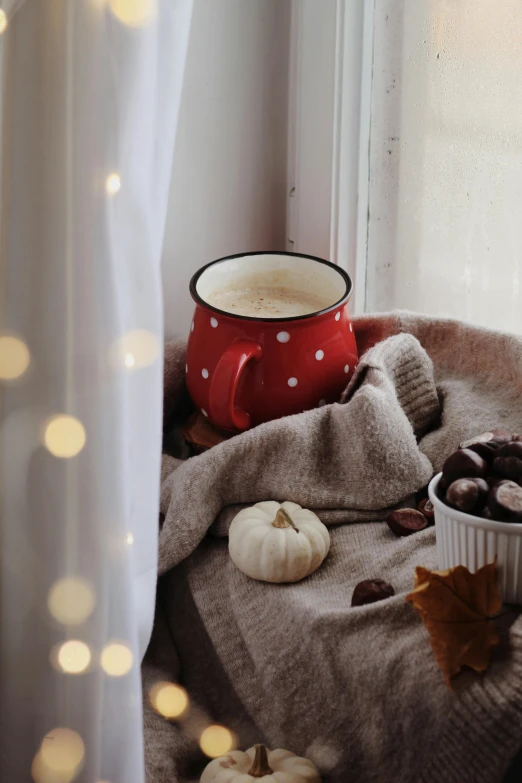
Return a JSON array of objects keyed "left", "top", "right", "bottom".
[{"left": 186, "top": 251, "right": 358, "bottom": 432}]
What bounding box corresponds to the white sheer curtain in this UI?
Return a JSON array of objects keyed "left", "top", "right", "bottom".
[{"left": 0, "top": 0, "right": 192, "bottom": 780}]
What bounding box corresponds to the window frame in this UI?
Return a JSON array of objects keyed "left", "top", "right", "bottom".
[{"left": 287, "top": 0, "right": 375, "bottom": 315}]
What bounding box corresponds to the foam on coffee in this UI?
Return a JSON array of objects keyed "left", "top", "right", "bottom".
[{"left": 206, "top": 284, "right": 334, "bottom": 318}]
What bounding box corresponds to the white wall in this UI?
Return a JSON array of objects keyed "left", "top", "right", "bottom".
[
  {"left": 162, "top": 0, "right": 290, "bottom": 339},
  {"left": 286, "top": 0, "right": 337, "bottom": 261}
]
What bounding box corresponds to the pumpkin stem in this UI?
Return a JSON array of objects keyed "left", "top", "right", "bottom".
[
  {"left": 247, "top": 744, "right": 273, "bottom": 777},
  {"left": 272, "top": 508, "right": 299, "bottom": 532}
]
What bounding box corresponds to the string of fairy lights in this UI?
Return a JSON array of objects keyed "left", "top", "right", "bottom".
[{"left": 0, "top": 0, "right": 237, "bottom": 780}]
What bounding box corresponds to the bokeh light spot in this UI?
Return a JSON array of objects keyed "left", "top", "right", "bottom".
[
  {"left": 111, "top": 329, "right": 159, "bottom": 370},
  {"left": 39, "top": 728, "right": 85, "bottom": 777},
  {"left": 149, "top": 682, "right": 189, "bottom": 719},
  {"left": 31, "top": 752, "right": 67, "bottom": 783},
  {"left": 0, "top": 10, "right": 7, "bottom": 35},
  {"left": 199, "top": 725, "right": 234, "bottom": 758},
  {"left": 32, "top": 754, "right": 84, "bottom": 783},
  {"left": 100, "top": 642, "right": 133, "bottom": 676},
  {"left": 0, "top": 335, "right": 30, "bottom": 379},
  {"left": 108, "top": 0, "right": 157, "bottom": 27},
  {"left": 126, "top": 532, "right": 134, "bottom": 545},
  {"left": 43, "top": 415, "right": 86, "bottom": 458},
  {"left": 105, "top": 173, "right": 121, "bottom": 195},
  {"left": 52, "top": 640, "right": 91, "bottom": 674},
  {"left": 48, "top": 578, "right": 95, "bottom": 625}
]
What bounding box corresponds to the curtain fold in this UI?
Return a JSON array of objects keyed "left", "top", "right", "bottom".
[{"left": 0, "top": 0, "right": 192, "bottom": 780}]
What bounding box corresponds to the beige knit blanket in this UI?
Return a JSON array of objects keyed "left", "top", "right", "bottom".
[{"left": 144, "top": 312, "right": 522, "bottom": 783}]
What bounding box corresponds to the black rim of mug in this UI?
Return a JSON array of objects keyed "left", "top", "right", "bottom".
[{"left": 189, "top": 250, "right": 354, "bottom": 323}]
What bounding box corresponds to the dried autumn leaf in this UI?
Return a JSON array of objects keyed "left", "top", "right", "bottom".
[{"left": 406, "top": 562, "right": 501, "bottom": 686}]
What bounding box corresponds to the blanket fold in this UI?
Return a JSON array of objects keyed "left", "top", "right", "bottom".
[
  {"left": 144, "top": 312, "right": 522, "bottom": 783},
  {"left": 158, "top": 332, "right": 438, "bottom": 576}
]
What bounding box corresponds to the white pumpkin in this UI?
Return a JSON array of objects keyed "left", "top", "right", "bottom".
[
  {"left": 228, "top": 501, "right": 330, "bottom": 583},
  {"left": 201, "top": 743, "right": 321, "bottom": 783}
]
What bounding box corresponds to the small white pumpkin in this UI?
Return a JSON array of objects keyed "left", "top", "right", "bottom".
[
  {"left": 201, "top": 743, "right": 321, "bottom": 783},
  {"left": 228, "top": 501, "right": 330, "bottom": 583}
]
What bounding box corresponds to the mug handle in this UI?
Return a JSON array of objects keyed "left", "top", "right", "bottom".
[{"left": 209, "top": 339, "right": 263, "bottom": 431}]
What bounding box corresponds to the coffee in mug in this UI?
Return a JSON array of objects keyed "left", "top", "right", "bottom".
[
  {"left": 207, "top": 284, "right": 332, "bottom": 319},
  {"left": 206, "top": 273, "right": 336, "bottom": 319}
]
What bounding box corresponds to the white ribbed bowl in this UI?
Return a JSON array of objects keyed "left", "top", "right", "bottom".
[{"left": 429, "top": 473, "right": 522, "bottom": 605}]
